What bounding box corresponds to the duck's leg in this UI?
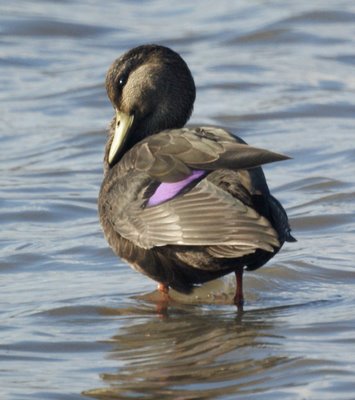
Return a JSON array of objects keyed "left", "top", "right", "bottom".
[
  {"left": 156, "top": 283, "right": 170, "bottom": 316},
  {"left": 157, "top": 282, "right": 169, "bottom": 296},
  {"left": 234, "top": 269, "right": 244, "bottom": 308}
]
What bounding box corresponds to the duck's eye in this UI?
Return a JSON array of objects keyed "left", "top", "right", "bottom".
[{"left": 117, "top": 74, "right": 128, "bottom": 89}]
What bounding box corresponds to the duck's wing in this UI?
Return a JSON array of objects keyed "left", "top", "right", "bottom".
[
  {"left": 120, "top": 127, "right": 290, "bottom": 182},
  {"left": 105, "top": 126, "right": 289, "bottom": 256},
  {"left": 106, "top": 177, "right": 279, "bottom": 257}
]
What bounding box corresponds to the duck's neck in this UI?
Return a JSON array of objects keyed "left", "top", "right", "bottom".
[
  {"left": 103, "top": 108, "right": 190, "bottom": 173},
  {"left": 103, "top": 117, "right": 161, "bottom": 173}
]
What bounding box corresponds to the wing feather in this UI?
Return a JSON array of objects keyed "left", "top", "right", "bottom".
[
  {"left": 105, "top": 127, "right": 288, "bottom": 258},
  {"left": 110, "top": 179, "right": 279, "bottom": 255},
  {"left": 122, "top": 127, "right": 290, "bottom": 182}
]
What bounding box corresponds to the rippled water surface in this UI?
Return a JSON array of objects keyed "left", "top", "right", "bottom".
[{"left": 1, "top": 1, "right": 355, "bottom": 399}]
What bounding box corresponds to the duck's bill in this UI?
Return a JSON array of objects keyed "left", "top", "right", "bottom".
[{"left": 108, "top": 110, "right": 134, "bottom": 165}]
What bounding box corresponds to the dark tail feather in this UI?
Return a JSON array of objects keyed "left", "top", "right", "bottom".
[{"left": 286, "top": 230, "right": 297, "bottom": 242}]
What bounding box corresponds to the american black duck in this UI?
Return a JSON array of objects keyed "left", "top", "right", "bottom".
[{"left": 99, "top": 44, "right": 295, "bottom": 307}]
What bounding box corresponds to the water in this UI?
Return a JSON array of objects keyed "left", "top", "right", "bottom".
[{"left": 1, "top": 1, "right": 355, "bottom": 399}]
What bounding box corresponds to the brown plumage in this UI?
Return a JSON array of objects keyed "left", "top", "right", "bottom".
[{"left": 98, "top": 44, "right": 295, "bottom": 307}]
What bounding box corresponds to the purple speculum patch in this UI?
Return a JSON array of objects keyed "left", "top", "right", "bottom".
[{"left": 147, "top": 169, "right": 206, "bottom": 207}]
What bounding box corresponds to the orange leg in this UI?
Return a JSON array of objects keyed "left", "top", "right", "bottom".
[
  {"left": 156, "top": 283, "right": 170, "bottom": 316},
  {"left": 234, "top": 269, "right": 244, "bottom": 309},
  {"left": 157, "top": 282, "right": 169, "bottom": 296}
]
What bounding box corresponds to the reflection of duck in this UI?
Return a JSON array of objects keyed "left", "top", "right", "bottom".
[
  {"left": 83, "top": 308, "right": 286, "bottom": 399},
  {"left": 98, "top": 44, "right": 295, "bottom": 306}
]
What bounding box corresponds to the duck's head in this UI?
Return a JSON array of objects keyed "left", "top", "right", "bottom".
[{"left": 105, "top": 44, "right": 196, "bottom": 167}]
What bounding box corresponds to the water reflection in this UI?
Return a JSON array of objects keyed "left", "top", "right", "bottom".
[{"left": 84, "top": 306, "right": 292, "bottom": 399}]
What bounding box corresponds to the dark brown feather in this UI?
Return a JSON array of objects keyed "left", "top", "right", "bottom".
[{"left": 98, "top": 44, "right": 295, "bottom": 295}]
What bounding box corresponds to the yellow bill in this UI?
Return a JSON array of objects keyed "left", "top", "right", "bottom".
[{"left": 108, "top": 110, "right": 134, "bottom": 165}]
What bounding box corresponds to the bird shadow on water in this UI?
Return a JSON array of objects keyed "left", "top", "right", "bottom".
[{"left": 81, "top": 288, "right": 336, "bottom": 400}]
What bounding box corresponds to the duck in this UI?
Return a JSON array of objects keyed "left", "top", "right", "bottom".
[{"left": 98, "top": 44, "right": 295, "bottom": 307}]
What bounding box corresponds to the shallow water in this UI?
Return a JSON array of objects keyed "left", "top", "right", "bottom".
[{"left": 1, "top": 0, "right": 355, "bottom": 399}]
